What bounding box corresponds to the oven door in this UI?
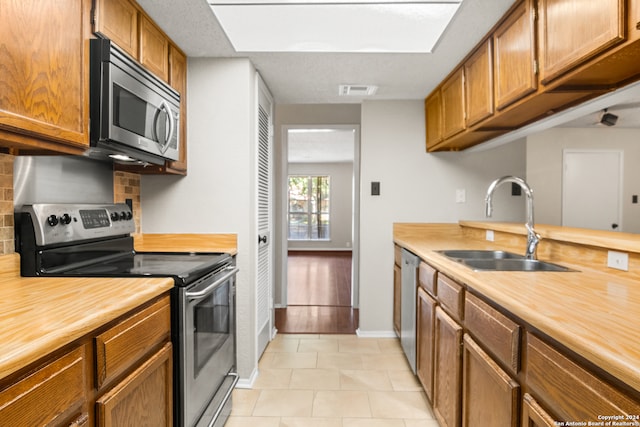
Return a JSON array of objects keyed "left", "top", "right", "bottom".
[{"left": 176, "top": 266, "right": 238, "bottom": 427}]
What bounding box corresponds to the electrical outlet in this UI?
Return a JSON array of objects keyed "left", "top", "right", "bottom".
[
  {"left": 607, "top": 251, "right": 629, "bottom": 271},
  {"left": 455, "top": 189, "right": 466, "bottom": 203},
  {"left": 486, "top": 230, "right": 495, "bottom": 242},
  {"left": 371, "top": 181, "right": 380, "bottom": 196}
]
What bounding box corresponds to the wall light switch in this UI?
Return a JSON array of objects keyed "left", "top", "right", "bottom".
[
  {"left": 607, "top": 250, "right": 629, "bottom": 271},
  {"left": 455, "top": 189, "right": 466, "bottom": 203},
  {"left": 486, "top": 230, "right": 495, "bottom": 242}
]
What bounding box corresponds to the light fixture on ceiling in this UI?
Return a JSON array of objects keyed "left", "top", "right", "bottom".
[
  {"left": 339, "top": 84, "right": 378, "bottom": 96},
  {"left": 600, "top": 109, "right": 618, "bottom": 126},
  {"left": 208, "top": 0, "right": 463, "bottom": 53}
]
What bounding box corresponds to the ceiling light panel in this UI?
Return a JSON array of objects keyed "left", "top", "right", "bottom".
[{"left": 209, "top": 1, "right": 462, "bottom": 53}]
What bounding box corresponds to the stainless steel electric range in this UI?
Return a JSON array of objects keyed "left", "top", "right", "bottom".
[{"left": 15, "top": 203, "right": 238, "bottom": 427}]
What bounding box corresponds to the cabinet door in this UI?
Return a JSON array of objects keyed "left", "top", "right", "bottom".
[
  {"left": 425, "top": 90, "right": 444, "bottom": 149},
  {"left": 441, "top": 68, "right": 466, "bottom": 139},
  {"left": 522, "top": 393, "right": 556, "bottom": 427},
  {"left": 493, "top": 0, "right": 537, "bottom": 110},
  {"left": 139, "top": 15, "right": 169, "bottom": 82},
  {"left": 464, "top": 39, "right": 494, "bottom": 127},
  {"left": 393, "top": 263, "right": 402, "bottom": 336},
  {"left": 168, "top": 44, "right": 188, "bottom": 174},
  {"left": 417, "top": 287, "right": 437, "bottom": 402},
  {"left": 0, "top": 346, "right": 86, "bottom": 427},
  {"left": 93, "top": 0, "right": 139, "bottom": 59},
  {"left": 0, "top": 0, "right": 90, "bottom": 148},
  {"left": 96, "top": 342, "right": 173, "bottom": 427},
  {"left": 462, "top": 334, "right": 519, "bottom": 427},
  {"left": 538, "top": 0, "right": 624, "bottom": 85},
  {"left": 433, "top": 306, "right": 463, "bottom": 427}
]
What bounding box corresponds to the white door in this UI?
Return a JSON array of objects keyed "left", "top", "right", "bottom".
[
  {"left": 562, "top": 150, "right": 622, "bottom": 231},
  {"left": 256, "top": 75, "right": 274, "bottom": 358}
]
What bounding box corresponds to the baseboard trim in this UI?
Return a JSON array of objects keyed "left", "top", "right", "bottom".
[
  {"left": 236, "top": 367, "right": 259, "bottom": 389},
  {"left": 355, "top": 328, "right": 398, "bottom": 338}
]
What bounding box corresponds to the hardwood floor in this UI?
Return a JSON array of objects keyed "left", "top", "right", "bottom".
[{"left": 276, "top": 251, "right": 358, "bottom": 334}]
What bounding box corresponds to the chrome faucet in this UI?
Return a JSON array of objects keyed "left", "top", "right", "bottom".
[{"left": 485, "top": 176, "right": 541, "bottom": 260}]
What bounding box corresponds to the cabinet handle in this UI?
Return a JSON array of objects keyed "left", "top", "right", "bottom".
[{"left": 69, "top": 413, "right": 89, "bottom": 427}]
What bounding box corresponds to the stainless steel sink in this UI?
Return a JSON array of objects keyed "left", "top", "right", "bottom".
[
  {"left": 438, "top": 250, "right": 575, "bottom": 272},
  {"left": 461, "top": 258, "right": 574, "bottom": 272},
  {"left": 438, "top": 250, "right": 524, "bottom": 260}
]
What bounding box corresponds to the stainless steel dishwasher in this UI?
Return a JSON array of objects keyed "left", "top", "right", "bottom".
[{"left": 400, "top": 248, "right": 420, "bottom": 373}]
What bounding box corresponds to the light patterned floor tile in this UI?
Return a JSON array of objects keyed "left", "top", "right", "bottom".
[
  {"left": 280, "top": 417, "right": 342, "bottom": 427},
  {"left": 388, "top": 369, "right": 424, "bottom": 391},
  {"left": 343, "top": 418, "right": 406, "bottom": 427},
  {"left": 368, "top": 391, "right": 434, "bottom": 419},
  {"left": 253, "top": 390, "right": 315, "bottom": 417},
  {"left": 298, "top": 338, "right": 339, "bottom": 353},
  {"left": 317, "top": 352, "right": 364, "bottom": 370},
  {"left": 377, "top": 338, "right": 404, "bottom": 353},
  {"left": 230, "top": 389, "right": 261, "bottom": 416},
  {"left": 265, "top": 337, "right": 300, "bottom": 353},
  {"left": 253, "top": 368, "right": 292, "bottom": 389},
  {"left": 404, "top": 419, "right": 442, "bottom": 427},
  {"left": 225, "top": 416, "right": 280, "bottom": 427},
  {"left": 312, "top": 390, "right": 372, "bottom": 417},
  {"left": 339, "top": 369, "right": 393, "bottom": 391},
  {"left": 338, "top": 338, "right": 382, "bottom": 354},
  {"left": 289, "top": 368, "right": 341, "bottom": 390},
  {"left": 262, "top": 352, "right": 318, "bottom": 369},
  {"left": 362, "top": 352, "right": 412, "bottom": 370}
]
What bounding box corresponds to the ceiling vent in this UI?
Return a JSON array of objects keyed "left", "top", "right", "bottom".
[{"left": 339, "top": 84, "right": 378, "bottom": 96}]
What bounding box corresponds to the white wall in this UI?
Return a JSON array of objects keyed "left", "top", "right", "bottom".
[
  {"left": 140, "top": 58, "right": 259, "bottom": 382},
  {"left": 358, "top": 100, "right": 527, "bottom": 335},
  {"left": 527, "top": 127, "right": 640, "bottom": 233},
  {"left": 287, "top": 162, "right": 353, "bottom": 250}
]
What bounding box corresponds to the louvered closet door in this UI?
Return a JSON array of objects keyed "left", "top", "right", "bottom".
[{"left": 256, "top": 76, "right": 274, "bottom": 358}]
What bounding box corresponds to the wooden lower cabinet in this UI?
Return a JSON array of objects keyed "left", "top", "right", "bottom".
[
  {"left": 522, "top": 393, "right": 556, "bottom": 427},
  {"left": 417, "top": 286, "right": 437, "bottom": 401},
  {"left": 96, "top": 342, "right": 173, "bottom": 427},
  {"left": 433, "top": 306, "right": 463, "bottom": 427},
  {"left": 462, "top": 334, "right": 519, "bottom": 427},
  {"left": 393, "top": 261, "right": 401, "bottom": 336}
]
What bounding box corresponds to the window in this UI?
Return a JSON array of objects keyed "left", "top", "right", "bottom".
[{"left": 288, "top": 175, "right": 330, "bottom": 240}]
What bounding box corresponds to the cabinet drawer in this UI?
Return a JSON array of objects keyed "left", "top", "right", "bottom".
[
  {"left": 95, "top": 296, "right": 171, "bottom": 389},
  {"left": 437, "top": 273, "right": 464, "bottom": 321},
  {"left": 526, "top": 333, "right": 640, "bottom": 422},
  {"left": 0, "top": 346, "right": 86, "bottom": 427},
  {"left": 418, "top": 262, "right": 437, "bottom": 296},
  {"left": 464, "top": 292, "right": 520, "bottom": 373}
]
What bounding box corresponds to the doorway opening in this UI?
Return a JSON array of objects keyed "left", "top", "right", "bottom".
[{"left": 276, "top": 125, "right": 360, "bottom": 334}]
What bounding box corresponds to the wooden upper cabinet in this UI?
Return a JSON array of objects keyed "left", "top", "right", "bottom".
[
  {"left": 493, "top": 0, "right": 537, "bottom": 110},
  {"left": 139, "top": 15, "right": 170, "bottom": 82},
  {"left": 168, "top": 44, "right": 188, "bottom": 173},
  {"left": 538, "top": 0, "right": 625, "bottom": 85},
  {"left": 441, "top": 68, "right": 466, "bottom": 139},
  {"left": 425, "top": 91, "right": 444, "bottom": 150},
  {"left": 93, "top": 0, "right": 139, "bottom": 59},
  {"left": 464, "top": 39, "right": 494, "bottom": 127},
  {"left": 0, "top": 0, "right": 90, "bottom": 149}
]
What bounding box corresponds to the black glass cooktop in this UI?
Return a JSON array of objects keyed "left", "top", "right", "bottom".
[{"left": 61, "top": 252, "right": 231, "bottom": 286}]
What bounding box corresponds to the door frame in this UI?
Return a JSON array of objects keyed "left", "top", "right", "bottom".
[{"left": 279, "top": 124, "right": 361, "bottom": 308}]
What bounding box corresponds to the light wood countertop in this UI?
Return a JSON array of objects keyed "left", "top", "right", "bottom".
[
  {"left": 134, "top": 233, "right": 237, "bottom": 255},
  {"left": 0, "top": 254, "right": 173, "bottom": 381},
  {"left": 394, "top": 223, "right": 640, "bottom": 394}
]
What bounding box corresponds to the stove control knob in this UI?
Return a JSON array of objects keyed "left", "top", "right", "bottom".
[
  {"left": 120, "top": 211, "right": 127, "bottom": 220},
  {"left": 47, "top": 214, "right": 59, "bottom": 226},
  {"left": 60, "top": 213, "right": 72, "bottom": 225},
  {"left": 110, "top": 212, "right": 119, "bottom": 222},
  {"left": 125, "top": 211, "right": 133, "bottom": 220}
]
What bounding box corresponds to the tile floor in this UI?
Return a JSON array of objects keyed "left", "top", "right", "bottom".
[{"left": 228, "top": 334, "right": 441, "bottom": 427}]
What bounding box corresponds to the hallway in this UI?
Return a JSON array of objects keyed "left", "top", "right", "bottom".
[{"left": 275, "top": 251, "right": 358, "bottom": 334}]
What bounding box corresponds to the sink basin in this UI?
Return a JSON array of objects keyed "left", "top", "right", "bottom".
[
  {"left": 437, "top": 250, "right": 575, "bottom": 272},
  {"left": 438, "top": 250, "right": 524, "bottom": 260},
  {"left": 461, "top": 258, "right": 574, "bottom": 272}
]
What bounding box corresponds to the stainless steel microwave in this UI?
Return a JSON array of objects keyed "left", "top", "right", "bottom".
[{"left": 89, "top": 38, "right": 180, "bottom": 165}]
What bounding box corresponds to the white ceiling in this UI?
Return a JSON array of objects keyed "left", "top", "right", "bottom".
[{"left": 135, "top": 0, "right": 514, "bottom": 104}]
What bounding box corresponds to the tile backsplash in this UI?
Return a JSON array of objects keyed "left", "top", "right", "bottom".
[
  {"left": 0, "top": 153, "right": 142, "bottom": 255},
  {"left": 0, "top": 154, "right": 14, "bottom": 254}
]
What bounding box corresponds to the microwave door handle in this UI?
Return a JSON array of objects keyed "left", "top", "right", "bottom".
[
  {"left": 185, "top": 267, "right": 239, "bottom": 302},
  {"left": 155, "top": 100, "right": 174, "bottom": 154}
]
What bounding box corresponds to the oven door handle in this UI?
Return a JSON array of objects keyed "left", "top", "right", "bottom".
[
  {"left": 185, "top": 267, "right": 238, "bottom": 301},
  {"left": 206, "top": 372, "right": 239, "bottom": 427}
]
